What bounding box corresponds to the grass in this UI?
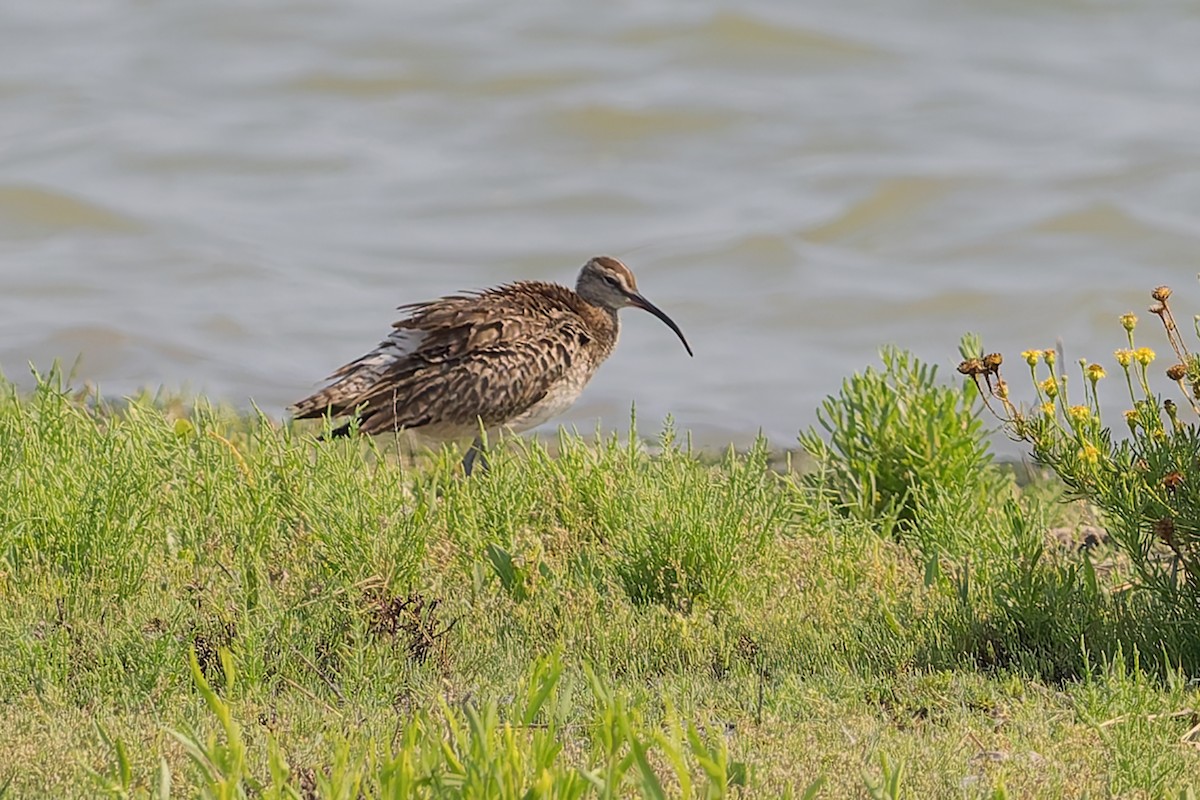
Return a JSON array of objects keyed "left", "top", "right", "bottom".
[{"left": 2, "top": 370, "right": 1200, "bottom": 797}]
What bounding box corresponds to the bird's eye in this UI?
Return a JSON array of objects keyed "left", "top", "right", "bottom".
[{"left": 603, "top": 274, "right": 621, "bottom": 288}]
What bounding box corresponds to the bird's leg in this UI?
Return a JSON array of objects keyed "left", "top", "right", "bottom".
[{"left": 461, "top": 434, "right": 489, "bottom": 476}]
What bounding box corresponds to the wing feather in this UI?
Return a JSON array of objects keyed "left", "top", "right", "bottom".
[{"left": 290, "top": 282, "right": 594, "bottom": 435}]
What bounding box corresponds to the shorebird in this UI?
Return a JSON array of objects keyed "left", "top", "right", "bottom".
[{"left": 291, "top": 256, "right": 693, "bottom": 474}]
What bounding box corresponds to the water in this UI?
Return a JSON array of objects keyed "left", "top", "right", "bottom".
[{"left": 3, "top": 0, "right": 1200, "bottom": 448}]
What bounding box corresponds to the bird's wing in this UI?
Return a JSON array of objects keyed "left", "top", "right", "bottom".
[{"left": 290, "top": 283, "right": 591, "bottom": 433}]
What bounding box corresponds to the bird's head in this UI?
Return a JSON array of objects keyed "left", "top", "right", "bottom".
[{"left": 576, "top": 256, "right": 693, "bottom": 357}]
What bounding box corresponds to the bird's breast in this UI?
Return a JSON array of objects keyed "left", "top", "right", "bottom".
[{"left": 504, "top": 355, "right": 601, "bottom": 433}]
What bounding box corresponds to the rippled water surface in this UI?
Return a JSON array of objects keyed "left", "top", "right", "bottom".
[{"left": 3, "top": 0, "right": 1200, "bottom": 446}]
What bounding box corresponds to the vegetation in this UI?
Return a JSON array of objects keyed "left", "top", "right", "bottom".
[
  {"left": 799, "top": 342, "right": 997, "bottom": 535},
  {"left": 2, "top": 345, "right": 1200, "bottom": 797},
  {"left": 970, "top": 283, "right": 1200, "bottom": 623}
]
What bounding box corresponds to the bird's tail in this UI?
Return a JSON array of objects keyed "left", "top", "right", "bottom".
[
  {"left": 292, "top": 325, "right": 429, "bottom": 429},
  {"left": 291, "top": 381, "right": 367, "bottom": 439},
  {"left": 290, "top": 385, "right": 344, "bottom": 420}
]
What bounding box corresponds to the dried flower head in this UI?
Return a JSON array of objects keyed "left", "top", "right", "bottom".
[
  {"left": 995, "top": 378, "right": 1009, "bottom": 400},
  {"left": 1167, "top": 363, "right": 1188, "bottom": 381},
  {"left": 982, "top": 353, "right": 1003, "bottom": 373},
  {"left": 1163, "top": 471, "right": 1184, "bottom": 493},
  {"left": 1135, "top": 347, "right": 1156, "bottom": 366},
  {"left": 1152, "top": 285, "right": 1172, "bottom": 302},
  {"left": 1021, "top": 350, "right": 1041, "bottom": 366},
  {"left": 1154, "top": 517, "right": 1176, "bottom": 546},
  {"left": 957, "top": 358, "right": 983, "bottom": 377}
]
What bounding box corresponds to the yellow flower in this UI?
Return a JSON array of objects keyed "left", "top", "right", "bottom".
[
  {"left": 1135, "top": 347, "right": 1156, "bottom": 366},
  {"left": 1039, "top": 377, "right": 1059, "bottom": 398},
  {"left": 1068, "top": 405, "right": 1091, "bottom": 424},
  {"left": 1079, "top": 443, "right": 1100, "bottom": 464},
  {"left": 1120, "top": 313, "right": 1137, "bottom": 332},
  {"left": 1021, "top": 350, "right": 1041, "bottom": 366},
  {"left": 1043, "top": 349, "right": 1057, "bottom": 366},
  {"left": 1114, "top": 349, "right": 1133, "bottom": 367},
  {"left": 1086, "top": 363, "right": 1106, "bottom": 382},
  {"left": 1041, "top": 402, "right": 1056, "bottom": 418}
]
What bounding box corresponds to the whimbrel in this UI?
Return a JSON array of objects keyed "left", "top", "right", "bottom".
[{"left": 291, "top": 256, "right": 693, "bottom": 474}]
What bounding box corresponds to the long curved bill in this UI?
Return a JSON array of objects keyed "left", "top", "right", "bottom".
[{"left": 629, "top": 294, "right": 694, "bottom": 357}]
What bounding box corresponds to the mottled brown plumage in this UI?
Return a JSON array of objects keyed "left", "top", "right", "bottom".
[{"left": 292, "top": 256, "right": 692, "bottom": 473}]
